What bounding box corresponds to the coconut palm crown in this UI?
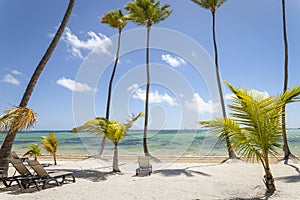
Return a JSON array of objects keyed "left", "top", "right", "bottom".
[
  {"left": 73, "top": 112, "right": 144, "bottom": 172},
  {"left": 191, "top": 0, "right": 227, "bottom": 13},
  {"left": 125, "top": 0, "right": 172, "bottom": 28},
  {"left": 200, "top": 81, "right": 300, "bottom": 194},
  {"left": 101, "top": 9, "right": 128, "bottom": 31},
  {"left": 40, "top": 132, "right": 58, "bottom": 165},
  {"left": 23, "top": 144, "right": 42, "bottom": 160}
]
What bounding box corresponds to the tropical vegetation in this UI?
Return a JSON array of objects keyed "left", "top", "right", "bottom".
[
  {"left": 125, "top": 0, "right": 172, "bottom": 156},
  {"left": 280, "top": 0, "right": 295, "bottom": 160},
  {"left": 0, "top": 0, "right": 75, "bottom": 175},
  {"left": 40, "top": 132, "right": 58, "bottom": 165},
  {"left": 190, "top": 0, "right": 236, "bottom": 159},
  {"left": 200, "top": 81, "right": 300, "bottom": 194},
  {"left": 97, "top": 8, "right": 129, "bottom": 157},
  {"left": 23, "top": 143, "right": 42, "bottom": 160},
  {"left": 72, "top": 112, "right": 144, "bottom": 172}
]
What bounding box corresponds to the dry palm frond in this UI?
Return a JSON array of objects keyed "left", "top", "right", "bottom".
[
  {"left": 0, "top": 106, "right": 37, "bottom": 132},
  {"left": 40, "top": 132, "right": 57, "bottom": 156}
]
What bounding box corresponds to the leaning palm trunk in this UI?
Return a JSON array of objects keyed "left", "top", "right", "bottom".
[
  {"left": 0, "top": 0, "right": 75, "bottom": 175},
  {"left": 98, "top": 29, "right": 123, "bottom": 157},
  {"left": 99, "top": 25, "right": 125, "bottom": 157},
  {"left": 113, "top": 143, "right": 120, "bottom": 172},
  {"left": 212, "top": 11, "right": 236, "bottom": 159},
  {"left": 143, "top": 26, "right": 151, "bottom": 156}
]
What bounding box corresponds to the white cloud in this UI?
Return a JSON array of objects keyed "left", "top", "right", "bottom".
[
  {"left": 128, "top": 84, "right": 177, "bottom": 106},
  {"left": 56, "top": 77, "right": 95, "bottom": 93},
  {"left": 161, "top": 54, "right": 186, "bottom": 68},
  {"left": 62, "top": 27, "right": 112, "bottom": 59},
  {"left": 3, "top": 74, "right": 20, "bottom": 85},
  {"left": 11, "top": 70, "right": 22, "bottom": 75},
  {"left": 185, "top": 93, "right": 217, "bottom": 114},
  {"left": 127, "top": 83, "right": 139, "bottom": 92},
  {"left": 224, "top": 90, "right": 269, "bottom": 101}
]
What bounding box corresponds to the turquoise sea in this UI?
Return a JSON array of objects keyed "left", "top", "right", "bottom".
[{"left": 1, "top": 129, "right": 300, "bottom": 157}]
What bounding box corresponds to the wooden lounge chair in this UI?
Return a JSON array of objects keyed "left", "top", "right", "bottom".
[
  {"left": 27, "top": 160, "right": 75, "bottom": 189},
  {"left": 136, "top": 156, "right": 152, "bottom": 176},
  {"left": 0, "top": 159, "right": 39, "bottom": 189},
  {"left": 11, "top": 151, "right": 28, "bottom": 162}
]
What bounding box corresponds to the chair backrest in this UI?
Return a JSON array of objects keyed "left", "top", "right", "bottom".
[
  {"left": 11, "top": 151, "right": 20, "bottom": 159},
  {"left": 138, "top": 156, "right": 150, "bottom": 168},
  {"left": 27, "top": 160, "right": 49, "bottom": 177},
  {"left": 10, "top": 159, "right": 32, "bottom": 176}
]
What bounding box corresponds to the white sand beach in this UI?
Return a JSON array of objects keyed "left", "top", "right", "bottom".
[{"left": 1, "top": 157, "right": 300, "bottom": 200}]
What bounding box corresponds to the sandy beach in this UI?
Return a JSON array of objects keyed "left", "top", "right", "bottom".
[{"left": 1, "top": 156, "right": 300, "bottom": 200}]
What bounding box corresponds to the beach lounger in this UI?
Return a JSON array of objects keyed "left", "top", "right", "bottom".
[
  {"left": 136, "top": 156, "right": 152, "bottom": 176},
  {"left": 0, "top": 159, "right": 39, "bottom": 189},
  {"left": 27, "top": 160, "right": 75, "bottom": 189},
  {"left": 11, "top": 151, "right": 28, "bottom": 162}
]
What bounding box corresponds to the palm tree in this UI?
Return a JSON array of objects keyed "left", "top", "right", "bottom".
[
  {"left": 0, "top": 0, "right": 75, "bottom": 175},
  {"left": 40, "top": 132, "right": 58, "bottom": 165},
  {"left": 125, "top": 0, "right": 172, "bottom": 156},
  {"left": 23, "top": 144, "right": 42, "bottom": 160},
  {"left": 191, "top": 0, "right": 236, "bottom": 159},
  {"left": 280, "top": 0, "right": 295, "bottom": 160},
  {"left": 200, "top": 81, "right": 300, "bottom": 194},
  {"left": 73, "top": 113, "right": 144, "bottom": 172},
  {"left": 97, "top": 9, "right": 128, "bottom": 157}
]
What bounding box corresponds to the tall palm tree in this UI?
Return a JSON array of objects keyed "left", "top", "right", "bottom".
[
  {"left": 0, "top": 0, "right": 75, "bottom": 176},
  {"left": 125, "top": 0, "right": 172, "bottom": 156},
  {"left": 191, "top": 0, "right": 236, "bottom": 159},
  {"left": 97, "top": 9, "right": 128, "bottom": 157},
  {"left": 40, "top": 132, "right": 58, "bottom": 165},
  {"left": 200, "top": 81, "right": 300, "bottom": 194},
  {"left": 280, "top": 0, "right": 294, "bottom": 160},
  {"left": 73, "top": 113, "right": 144, "bottom": 172},
  {"left": 23, "top": 144, "right": 42, "bottom": 160}
]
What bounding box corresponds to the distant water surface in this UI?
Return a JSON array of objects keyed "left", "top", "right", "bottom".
[{"left": 0, "top": 129, "right": 299, "bottom": 157}]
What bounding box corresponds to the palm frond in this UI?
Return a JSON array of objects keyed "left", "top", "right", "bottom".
[
  {"left": 0, "top": 106, "right": 37, "bottom": 132},
  {"left": 280, "top": 85, "right": 300, "bottom": 104},
  {"left": 191, "top": 0, "right": 227, "bottom": 12},
  {"left": 101, "top": 9, "right": 128, "bottom": 30},
  {"left": 40, "top": 132, "right": 58, "bottom": 155},
  {"left": 72, "top": 113, "right": 143, "bottom": 145},
  {"left": 125, "top": 0, "right": 172, "bottom": 27}
]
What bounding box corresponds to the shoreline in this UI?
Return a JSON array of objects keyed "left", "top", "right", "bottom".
[{"left": 35, "top": 154, "right": 299, "bottom": 163}]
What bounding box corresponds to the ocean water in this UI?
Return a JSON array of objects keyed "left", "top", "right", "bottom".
[{"left": 0, "top": 129, "right": 300, "bottom": 157}]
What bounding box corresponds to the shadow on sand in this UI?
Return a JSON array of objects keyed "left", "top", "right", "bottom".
[{"left": 153, "top": 168, "right": 211, "bottom": 177}]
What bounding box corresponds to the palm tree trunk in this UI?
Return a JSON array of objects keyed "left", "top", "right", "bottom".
[
  {"left": 263, "top": 167, "right": 276, "bottom": 195},
  {"left": 143, "top": 26, "right": 151, "bottom": 156},
  {"left": 211, "top": 12, "right": 236, "bottom": 159},
  {"left": 0, "top": 130, "right": 17, "bottom": 177},
  {"left": 19, "top": 0, "right": 75, "bottom": 108},
  {"left": 98, "top": 29, "right": 123, "bottom": 157},
  {"left": 0, "top": 0, "right": 75, "bottom": 176},
  {"left": 112, "top": 143, "right": 120, "bottom": 172},
  {"left": 53, "top": 153, "right": 57, "bottom": 165},
  {"left": 281, "top": 0, "right": 294, "bottom": 160}
]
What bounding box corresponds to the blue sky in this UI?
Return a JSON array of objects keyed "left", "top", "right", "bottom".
[{"left": 0, "top": 0, "right": 300, "bottom": 130}]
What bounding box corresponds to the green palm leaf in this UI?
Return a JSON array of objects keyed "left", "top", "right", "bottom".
[{"left": 125, "top": 0, "right": 172, "bottom": 27}]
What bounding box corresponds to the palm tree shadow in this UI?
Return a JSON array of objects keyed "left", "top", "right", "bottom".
[
  {"left": 73, "top": 169, "right": 114, "bottom": 182},
  {"left": 283, "top": 159, "right": 300, "bottom": 174},
  {"left": 274, "top": 159, "right": 300, "bottom": 183},
  {"left": 153, "top": 168, "right": 211, "bottom": 177}
]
